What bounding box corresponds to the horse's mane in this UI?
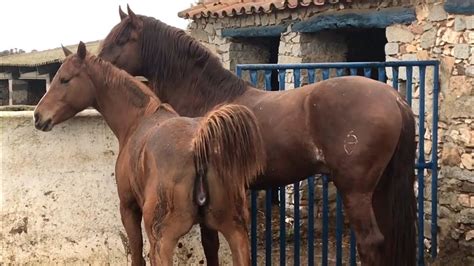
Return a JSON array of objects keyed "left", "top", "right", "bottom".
[
  {"left": 87, "top": 55, "right": 155, "bottom": 109},
  {"left": 138, "top": 16, "right": 247, "bottom": 106}
]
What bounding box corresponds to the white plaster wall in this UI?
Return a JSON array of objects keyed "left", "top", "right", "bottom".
[{"left": 0, "top": 110, "right": 231, "bottom": 265}]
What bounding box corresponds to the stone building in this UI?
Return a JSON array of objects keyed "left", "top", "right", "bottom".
[
  {"left": 179, "top": 0, "right": 473, "bottom": 263},
  {"left": 0, "top": 41, "right": 101, "bottom": 106}
]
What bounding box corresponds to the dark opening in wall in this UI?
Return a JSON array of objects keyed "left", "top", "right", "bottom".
[
  {"left": 339, "top": 28, "right": 387, "bottom": 79},
  {"left": 0, "top": 80, "right": 9, "bottom": 105},
  {"left": 230, "top": 37, "right": 280, "bottom": 90}
]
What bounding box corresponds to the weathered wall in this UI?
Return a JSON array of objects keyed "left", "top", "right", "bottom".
[
  {"left": 0, "top": 110, "right": 232, "bottom": 264},
  {"left": 384, "top": 2, "right": 473, "bottom": 264}
]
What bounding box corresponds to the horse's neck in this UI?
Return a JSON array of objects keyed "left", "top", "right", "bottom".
[
  {"left": 87, "top": 61, "right": 156, "bottom": 142},
  {"left": 144, "top": 41, "right": 247, "bottom": 116}
]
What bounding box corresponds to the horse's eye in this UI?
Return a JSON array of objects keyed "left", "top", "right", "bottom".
[{"left": 60, "top": 78, "right": 70, "bottom": 84}]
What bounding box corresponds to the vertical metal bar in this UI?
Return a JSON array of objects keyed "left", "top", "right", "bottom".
[
  {"left": 406, "top": 66, "right": 413, "bottom": 106},
  {"left": 336, "top": 193, "right": 343, "bottom": 266},
  {"left": 392, "top": 67, "right": 399, "bottom": 90},
  {"left": 293, "top": 69, "right": 301, "bottom": 88},
  {"left": 293, "top": 68, "right": 301, "bottom": 266},
  {"left": 350, "top": 230, "right": 356, "bottom": 266},
  {"left": 378, "top": 66, "right": 386, "bottom": 82},
  {"left": 294, "top": 182, "right": 300, "bottom": 266},
  {"left": 322, "top": 175, "right": 329, "bottom": 266},
  {"left": 417, "top": 65, "right": 426, "bottom": 266},
  {"left": 308, "top": 69, "right": 316, "bottom": 84},
  {"left": 251, "top": 190, "right": 258, "bottom": 266},
  {"left": 280, "top": 186, "right": 286, "bottom": 266},
  {"left": 336, "top": 68, "right": 345, "bottom": 77},
  {"left": 322, "top": 68, "right": 330, "bottom": 80},
  {"left": 279, "top": 69, "right": 286, "bottom": 90},
  {"left": 350, "top": 68, "right": 357, "bottom": 76},
  {"left": 250, "top": 70, "right": 258, "bottom": 86},
  {"left": 431, "top": 64, "right": 440, "bottom": 259},
  {"left": 236, "top": 66, "right": 242, "bottom": 78},
  {"left": 364, "top": 67, "right": 372, "bottom": 78},
  {"left": 8, "top": 79, "right": 13, "bottom": 105},
  {"left": 265, "top": 70, "right": 272, "bottom": 91},
  {"left": 265, "top": 189, "right": 273, "bottom": 266},
  {"left": 308, "top": 176, "right": 315, "bottom": 266}
]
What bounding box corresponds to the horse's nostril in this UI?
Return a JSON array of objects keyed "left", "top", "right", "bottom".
[{"left": 34, "top": 112, "right": 40, "bottom": 122}]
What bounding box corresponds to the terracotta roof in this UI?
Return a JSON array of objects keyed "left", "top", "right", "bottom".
[
  {"left": 178, "top": 0, "right": 352, "bottom": 19},
  {"left": 0, "top": 41, "right": 101, "bottom": 67}
]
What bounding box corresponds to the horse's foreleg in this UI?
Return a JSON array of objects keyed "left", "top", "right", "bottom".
[
  {"left": 200, "top": 223, "right": 220, "bottom": 266},
  {"left": 120, "top": 202, "right": 145, "bottom": 266}
]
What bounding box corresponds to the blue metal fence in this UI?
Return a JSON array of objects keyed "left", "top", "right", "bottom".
[{"left": 236, "top": 61, "right": 440, "bottom": 266}]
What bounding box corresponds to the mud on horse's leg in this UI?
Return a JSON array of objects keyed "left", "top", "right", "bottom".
[
  {"left": 200, "top": 223, "right": 220, "bottom": 266},
  {"left": 120, "top": 202, "right": 145, "bottom": 266}
]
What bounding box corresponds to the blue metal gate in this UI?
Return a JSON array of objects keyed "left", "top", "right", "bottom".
[{"left": 236, "top": 61, "right": 440, "bottom": 266}]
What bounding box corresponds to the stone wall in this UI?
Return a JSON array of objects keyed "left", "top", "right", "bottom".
[
  {"left": 0, "top": 110, "right": 232, "bottom": 264},
  {"left": 383, "top": 2, "right": 473, "bottom": 264}
]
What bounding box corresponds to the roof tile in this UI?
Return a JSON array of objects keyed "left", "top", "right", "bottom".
[{"left": 178, "top": 0, "right": 353, "bottom": 19}]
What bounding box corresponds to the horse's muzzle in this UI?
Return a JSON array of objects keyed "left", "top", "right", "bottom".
[{"left": 34, "top": 112, "right": 53, "bottom": 132}]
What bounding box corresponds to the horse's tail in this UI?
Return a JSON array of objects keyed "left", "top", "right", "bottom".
[
  {"left": 383, "top": 99, "right": 417, "bottom": 265},
  {"left": 192, "top": 104, "right": 265, "bottom": 206}
]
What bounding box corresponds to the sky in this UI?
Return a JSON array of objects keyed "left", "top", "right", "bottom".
[{"left": 0, "top": 0, "right": 196, "bottom": 52}]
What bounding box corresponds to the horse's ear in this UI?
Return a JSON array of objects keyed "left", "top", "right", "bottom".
[
  {"left": 119, "top": 6, "right": 127, "bottom": 21},
  {"left": 77, "top": 41, "right": 87, "bottom": 60},
  {"left": 127, "top": 4, "right": 139, "bottom": 28},
  {"left": 61, "top": 44, "right": 73, "bottom": 57}
]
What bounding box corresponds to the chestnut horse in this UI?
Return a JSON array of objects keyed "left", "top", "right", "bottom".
[
  {"left": 98, "top": 7, "right": 417, "bottom": 266},
  {"left": 34, "top": 42, "right": 266, "bottom": 265}
]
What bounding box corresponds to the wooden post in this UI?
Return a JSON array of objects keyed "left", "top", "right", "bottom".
[
  {"left": 8, "top": 79, "right": 13, "bottom": 105},
  {"left": 45, "top": 76, "right": 50, "bottom": 91}
]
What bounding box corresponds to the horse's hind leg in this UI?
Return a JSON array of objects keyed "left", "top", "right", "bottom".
[
  {"left": 218, "top": 219, "right": 251, "bottom": 266},
  {"left": 200, "top": 223, "right": 219, "bottom": 266},
  {"left": 119, "top": 201, "right": 145, "bottom": 266}
]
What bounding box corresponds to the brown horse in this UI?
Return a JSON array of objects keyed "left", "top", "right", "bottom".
[
  {"left": 34, "top": 42, "right": 266, "bottom": 266},
  {"left": 98, "top": 7, "right": 417, "bottom": 266}
]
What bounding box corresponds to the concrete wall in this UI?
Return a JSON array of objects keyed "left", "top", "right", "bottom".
[{"left": 0, "top": 110, "right": 232, "bottom": 264}]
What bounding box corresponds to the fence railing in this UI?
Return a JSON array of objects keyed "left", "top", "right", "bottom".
[{"left": 237, "top": 60, "right": 440, "bottom": 266}]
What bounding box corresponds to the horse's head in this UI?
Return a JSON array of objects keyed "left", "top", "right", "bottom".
[
  {"left": 34, "top": 42, "right": 95, "bottom": 131},
  {"left": 99, "top": 5, "right": 144, "bottom": 76}
]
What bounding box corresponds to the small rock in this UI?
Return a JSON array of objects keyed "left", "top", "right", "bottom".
[
  {"left": 441, "top": 145, "right": 461, "bottom": 166},
  {"left": 442, "top": 28, "right": 461, "bottom": 44},
  {"left": 466, "top": 66, "right": 474, "bottom": 77},
  {"left": 466, "top": 230, "right": 474, "bottom": 241},
  {"left": 417, "top": 50, "right": 430, "bottom": 60},
  {"left": 453, "top": 44, "right": 470, "bottom": 59},
  {"left": 410, "top": 24, "right": 424, "bottom": 35},
  {"left": 461, "top": 153, "right": 473, "bottom": 170},
  {"left": 428, "top": 4, "right": 447, "bottom": 22},
  {"left": 406, "top": 44, "right": 418, "bottom": 52},
  {"left": 421, "top": 28, "right": 437, "bottom": 49},
  {"left": 449, "top": 76, "right": 471, "bottom": 98},
  {"left": 423, "top": 22, "right": 434, "bottom": 31},
  {"left": 385, "top": 42, "right": 399, "bottom": 55},
  {"left": 433, "top": 47, "right": 442, "bottom": 53},
  {"left": 459, "top": 194, "right": 471, "bottom": 207},
  {"left": 467, "top": 16, "right": 474, "bottom": 30},
  {"left": 455, "top": 16, "right": 466, "bottom": 31},
  {"left": 471, "top": 196, "right": 474, "bottom": 208},
  {"left": 386, "top": 26, "right": 415, "bottom": 43}
]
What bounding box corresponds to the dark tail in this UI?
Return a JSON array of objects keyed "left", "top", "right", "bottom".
[
  {"left": 192, "top": 104, "right": 266, "bottom": 206},
  {"left": 383, "top": 99, "right": 417, "bottom": 265}
]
